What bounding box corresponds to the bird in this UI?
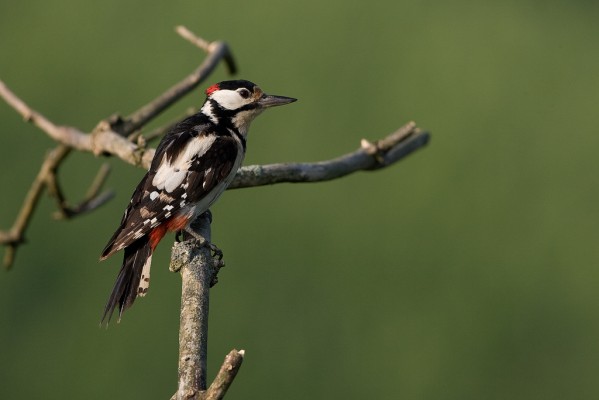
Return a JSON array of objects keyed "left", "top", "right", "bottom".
[{"left": 100, "top": 80, "right": 296, "bottom": 323}]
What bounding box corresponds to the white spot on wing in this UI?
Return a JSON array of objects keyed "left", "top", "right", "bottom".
[{"left": 150, "top": 191, "right": 159, "bottom": 200}]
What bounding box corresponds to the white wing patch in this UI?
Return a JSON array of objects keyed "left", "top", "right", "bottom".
[{"left": 152, "top": 135, "right": 216, "bottom": 193}]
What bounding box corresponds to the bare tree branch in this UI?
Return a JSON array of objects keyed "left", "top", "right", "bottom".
[
  {"left": 0, "top": 27, "right": 237, "bottom": 268},
  {"left": 176, "top": 26, "right": 237, "bottom": 77},
  {"left": 0, "top": 145, "right": 70, "bottom": 269},
  {"left": 205, "top": 350, "right": 244, "bottom": 400},
  {"left": 50, "top": 163, "right": 114, "bottom": 220},
  {"left": 230, "top": 121, "right": 429, "bottom": 189},
  {"left": 162, "top": 123, "right": 428, "bottom": 399},
  {"left": 169, "top": 215, "right": 214, "bottom": 398},
  {"left": 0, "top": 81, "right": 92, "bottom": 151},
  {"left": 0, "top": 27, "right": 236, "bottom": 170},
  {"left": 1, "top": 25, "right": 431, "bottom": 399},
  {"left": 0, "top": 145, "right": 113, "bottom": 268},
  {"left": 0, "top": 80, "right": 145, "bottom": 166},
  {"left": 120, "top": 27, "right": 236, "bottom": 135},
  {"left": 169, "top": 213, "right": 232, "bottom": 400},
  {"left": 0, "top": 72, "right": 428, "bottom": 269}
]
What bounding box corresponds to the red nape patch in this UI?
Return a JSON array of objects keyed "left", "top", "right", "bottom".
[{"left": 205, "top": 83, "right": 220, "bottom": 96}]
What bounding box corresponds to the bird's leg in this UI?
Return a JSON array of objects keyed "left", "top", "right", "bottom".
[{"left": 183, "top": 226, "right": 223, "bottom": 260}]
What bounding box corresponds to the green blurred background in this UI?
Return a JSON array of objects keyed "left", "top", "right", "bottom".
[{"left": 1, "top": 1, "right": 598, "bottom": 399}]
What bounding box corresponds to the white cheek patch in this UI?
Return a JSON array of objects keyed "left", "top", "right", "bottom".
[
  {"left": 152, "top": 135, "right": 217, "bottom": 192},
  {"left": 210, "top": 89, "right": 250, "bottom": 110}
]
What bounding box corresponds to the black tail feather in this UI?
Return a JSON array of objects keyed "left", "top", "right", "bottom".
[{"left": 101, "top": 236, "right": 152, "bottom": 325}]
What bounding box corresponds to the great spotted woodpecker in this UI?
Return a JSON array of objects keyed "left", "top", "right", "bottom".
[{"left": 100, "top": 80, "right": 296, "bottom": 323}]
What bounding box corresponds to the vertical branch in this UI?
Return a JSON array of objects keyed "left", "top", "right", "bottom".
[
  {"left": 169, "top": 212, "right": 244, "bottom": 400},
  {"left": 170, "top": 213, "right": 215, "bottom": 398}
]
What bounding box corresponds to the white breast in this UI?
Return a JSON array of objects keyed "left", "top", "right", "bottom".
[{"left": 178, "top": 133, "right": 245, "bottom": 223}]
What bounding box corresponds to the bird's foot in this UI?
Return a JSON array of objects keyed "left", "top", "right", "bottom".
[{"left": 183, "top": 227, "right": 223, "bottom": 260}]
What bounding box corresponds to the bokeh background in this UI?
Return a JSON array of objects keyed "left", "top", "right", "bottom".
[{"left": 1, "top": 1, "right": 598, "bottom": 399}]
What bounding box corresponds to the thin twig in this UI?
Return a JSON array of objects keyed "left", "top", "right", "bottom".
[
  {"left": 0, "top": 145, "right": 114, "bottom": 268},
  {"left": 205, "top": 350, "right": 245, "bottom": 400},
  {"left": 0, "top": 145, "right": 70, "bottom": 269},
  {"left": 52, "top": 163, "right": 115, "bottom": 219},
  {"left": 176, "top": 26, "right": 212, "bottom": 51},
  {"left": 176, "top": 26, "right": 237, "bottom": 76},
  {"left": 121, "top": 28, "right": 236, "bottom": 135}
]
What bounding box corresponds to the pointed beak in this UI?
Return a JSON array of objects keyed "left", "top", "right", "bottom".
[{"left": 258, "top": 94, "right": 297, "bottom": 108}]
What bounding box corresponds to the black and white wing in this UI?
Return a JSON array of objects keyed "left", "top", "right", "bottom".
[{"left": 101, "top": 122, "right": 241, "bottom": 259}]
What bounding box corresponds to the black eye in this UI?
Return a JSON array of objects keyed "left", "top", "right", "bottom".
[{"left": 238, "top": 88, "right": 251, "bottom": 99}]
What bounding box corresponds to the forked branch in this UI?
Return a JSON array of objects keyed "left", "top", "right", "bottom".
[
  {"left": 0, "top": 27, "right": 238, "bottom": 268},
  {"left": 0, "top": 145, "right": 112, "bottom": 268},
  {"left": 0, "top": 25, "right": 430, "bottom": 400}
]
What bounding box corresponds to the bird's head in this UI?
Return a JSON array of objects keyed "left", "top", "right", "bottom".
[{"left": 201, "top": 80, "right": 296, "bottom": 136}]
